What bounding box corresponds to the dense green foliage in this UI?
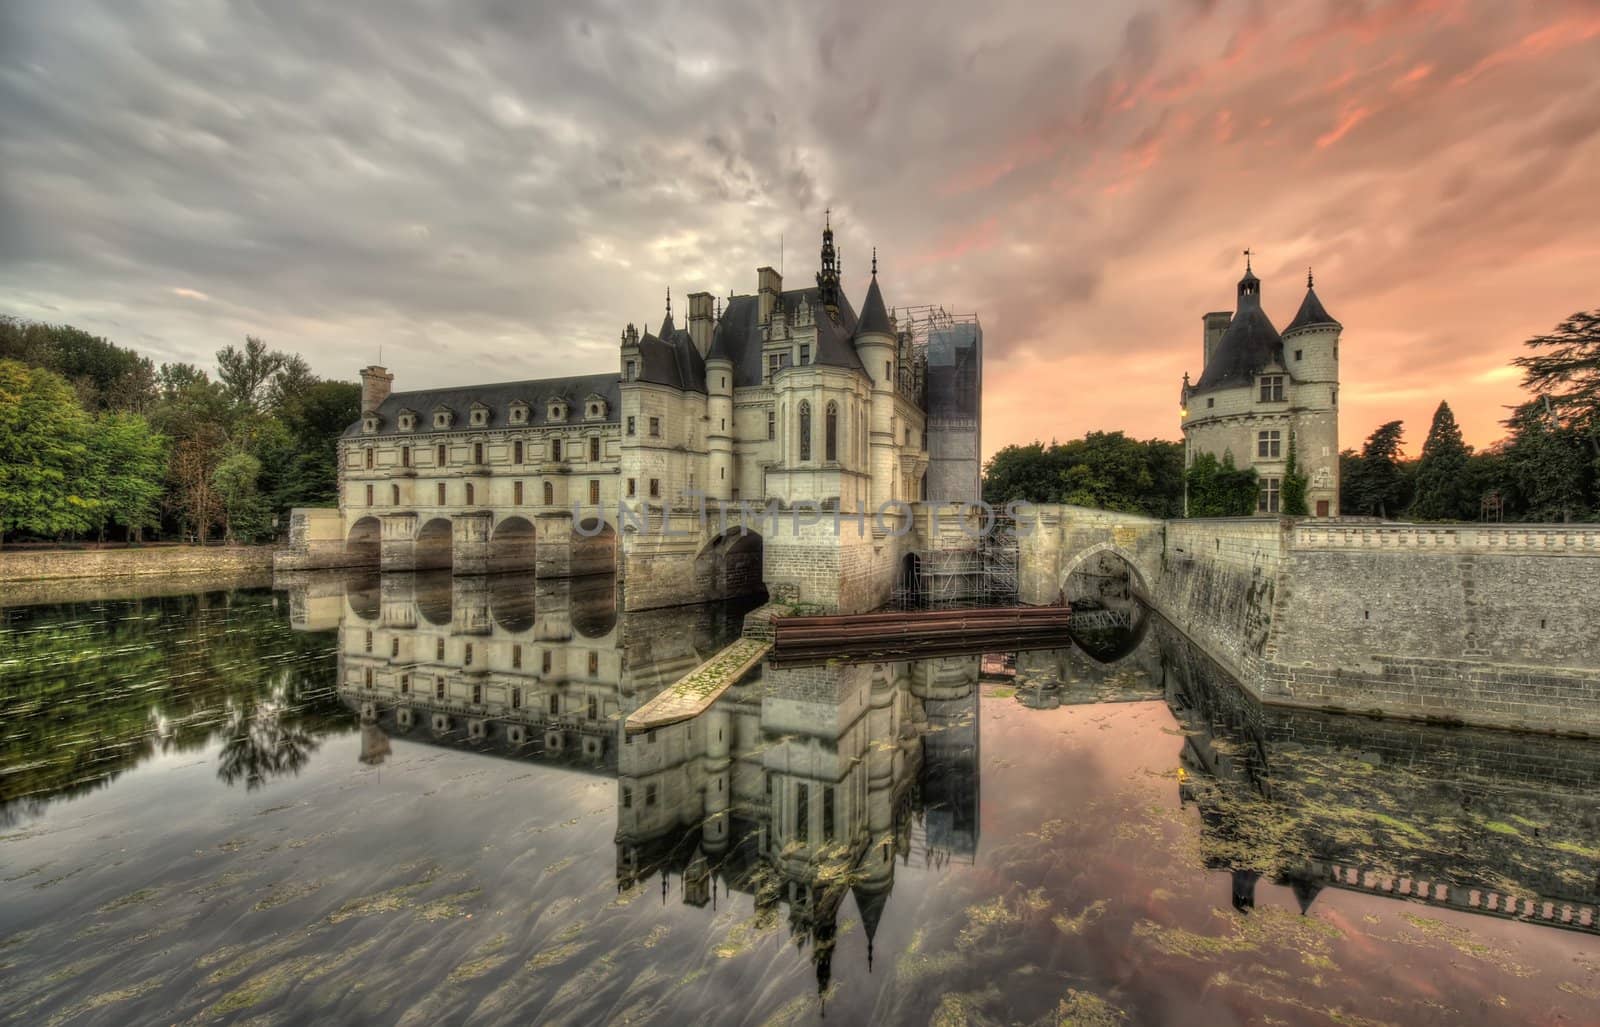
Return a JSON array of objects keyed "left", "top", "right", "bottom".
[
  {"left": 982, "top": 432, "right": 1184, "bottom": 517},
  {"left": 1184, "top": 452, "right": 1259, "bottom": 517},
  {"left": 1280, "top": 434, "right": 1309, "bottom": 516},
  {"left": 1342, "top": 421, "right": 1409, "bottom": 518},
  {"left": 0, "top": 316, "right": 358, "bottom": 544}
]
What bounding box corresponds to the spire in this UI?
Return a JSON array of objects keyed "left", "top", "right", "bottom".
[
  {"left": 1237, "top": 249, "right": 1261, "bottom": 307},
  {"left": 665, "top": 286, "right": 672, "bottom": 320},
  {"left": 1307, "top": 265, "right": 1314, "bottom": 289},
  {"left": 1285, "top": 267, "right": 1340, "bottom": 333},
  {"left": 659, "top": 287, "right": 676, "bottom": 337},
  {"left": 871, "top": 246, "right": 877, "bottom": 276},
  {"left": 816, "top": 211, "right": 840, "bottom": 314}
]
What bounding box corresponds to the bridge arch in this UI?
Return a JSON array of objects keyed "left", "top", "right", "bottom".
[
  {"left": 695, "top": 527, "right": 766, "bottom": 602},
  {"left": 1057, "top": 540, "right": 1150, "bottom": 604},
  {"left": 346, "top": 516, "right": 381, "bottom": 564},
  {"left": 490, "top": 515, "right": 537, "bottom": 572},
  {"left": 415, "top": 517, "right": 453, "bottom": 571},
  {"left": 1059, "top": 541, "right": 1150, "bottom": 664}
]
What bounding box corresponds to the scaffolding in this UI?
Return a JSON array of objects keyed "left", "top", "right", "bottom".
[{"left": 891, "top": 514, "right": 1019, "bottom": 610}]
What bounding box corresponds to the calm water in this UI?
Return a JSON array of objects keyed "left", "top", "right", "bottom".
[{"left": 2, "top": 574, "right": 1597, "bottom": 1026}]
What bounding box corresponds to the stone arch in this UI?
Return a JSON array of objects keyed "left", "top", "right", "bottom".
[
  {"left": 571, "top": 517, "right": 616, "bottom": 577},
  {"left": 490, "top": 515, "right": 537, "bottom": 572},
  {"left": 695, "top": 528, "right": 766, "bottom": 602},
  {"left": 1058, "top": 541, "right": 1149, "bottom": 665},
  {"left": 346, "top": 516, "right": 381, "bottom": 564},
  {"left": 415, "top": 517, "right": 453, "bottom": 571},
  {"left": 571, "top": 574, "right": 619, "bottom": 639},
  {"left": 488, "top": 575, "right": 536, "bottom": 633},
  {"left": 1056, "top": 541, "right": 1150, "bottom": 603}
]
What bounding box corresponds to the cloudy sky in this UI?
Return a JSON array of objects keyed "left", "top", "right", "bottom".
[{"left": 3, "top": 0, "right": 1598, "bottom": 456}]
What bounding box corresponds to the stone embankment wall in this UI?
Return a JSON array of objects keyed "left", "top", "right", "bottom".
[
  {"left": 0, "top": 545, "right": 276, "bottom": 584},
  {"left": 1021, "top": 508, "right": 1600, "bottom": 735}
]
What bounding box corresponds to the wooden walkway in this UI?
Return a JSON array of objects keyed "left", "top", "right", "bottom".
[
  {"left": 625, "top": 637, "right": 771, "bottom": 734},
  {"left": 770, "top": 605, "right": 1072, "bottom": 664}
]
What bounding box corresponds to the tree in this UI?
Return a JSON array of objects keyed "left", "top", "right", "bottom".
[
  {"left": 1408, "top": 402, "right": 1472, "bottom": 520},
  {"left": 89, "top": 413, "right": 168, "bottom": 542},
  {"left": 1185, "top": 452, "right": 1258, "bottom": 517},
  {"left": 0, "top": 361, "right": 98, "bottom": 545},
  {"left": 212, "top": 451, "right": 268, "bottom": 543},
  {"left": 982, "top": 433, "right": 1185, "bottom": 517},
  {"left": 267, "top": 353, "right": 317, "bottom": 415},
  {"left": 1513, "top": 309, "right": 1600, "bottom": 455},
  {"left": 1503, "top": 401, "right": 1591, "bottom": 522},
  {"left": 216, "top": 337, "right": 284, "bottom": 412},
  {"left": 169, "top": 425, "right": 227, "bottom": 542},
  {"left": 1281, "top": 434, "right": 1309, "bottom": 516},
  {"left": 1344, "top": 421, "right": 1408, "bottom": 518}
]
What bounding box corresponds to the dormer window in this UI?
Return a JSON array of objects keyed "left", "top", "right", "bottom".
[
  {"left": 469, "top": 403, "right": 490, "bottom": 427},
  {"left": 624, "top": 359, "right": 637, "bottom": 382},
  {"left": 583, "top": 395, "right": 607, "bottom": 421},
  {"left": 508, "top": 401, "right": 528, "bottom": 425},
  {"left": 433, "top": 407, "right": 455, "bottom": 430},
  {"left": 397, "top": 410, "right": 417, "bottom": 432},
  {"left": 362, "top": 416, "right": 379, "bottom": 434},
  {"left": 547, "top": 401, "right": 567, "bottom": 423}
]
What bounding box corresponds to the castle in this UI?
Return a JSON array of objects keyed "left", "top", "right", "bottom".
[
  {"left": 1180, "top": 258, "right": 1342, "bottom": 516},
  {"left": 288, "top": 218, "right": 983, "bottom": 613}
]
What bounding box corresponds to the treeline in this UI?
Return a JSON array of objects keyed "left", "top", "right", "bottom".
[
  {"left": 982, "top": 432, "right": 1185, "bottom": 518},
  {"left": 982, "top": 306, "right": 1599, "bottom": 523},
  {"left": 1, "top": 317, "right": 358, "bottom": 546}
]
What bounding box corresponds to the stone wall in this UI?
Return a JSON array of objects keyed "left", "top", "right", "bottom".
[
  {"left": 0, "top": 544, "right": 276, "bottom": 583},
  {"left": 1021, "top": 508, "right": 1600, "bottom": 734}
]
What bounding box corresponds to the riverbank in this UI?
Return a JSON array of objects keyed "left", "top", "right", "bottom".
[{"left": 0, "top": 544, "right": 277, "bottom": 591}]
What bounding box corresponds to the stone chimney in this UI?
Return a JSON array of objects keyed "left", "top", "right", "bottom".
[
  {"left": 687, "top": 291, "right": 714, "bottom": 357},
  {"left": 757, "top": 266, "right": 783, "bottom": 325},
  {"left": 1202, "top": 312, "right": 1231, "bottom": 370},
  {"left": 360, "top": 365, "right": 394, "bottom": 413}
]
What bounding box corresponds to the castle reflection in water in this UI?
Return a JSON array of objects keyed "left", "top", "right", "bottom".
[{"left": 293, "top": 570, "right": 979, "bottom": 990}]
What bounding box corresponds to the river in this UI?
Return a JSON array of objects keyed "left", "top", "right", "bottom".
[{"left": 1, "top": 573, "right": 1596, "bottom": 1025}]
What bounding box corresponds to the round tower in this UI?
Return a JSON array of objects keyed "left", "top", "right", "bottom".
[
  {"left": 1281, "top": 268, "right": 1342, "bottom": 515},
  {"left": 854, "top": 246, "right": 897, "bottom": 511},
  {"left": 701, "top": 706, "right": 732, "bottom": 855},
  {"left": 706, "top": 308, "right": 736, "bottom": 503}
]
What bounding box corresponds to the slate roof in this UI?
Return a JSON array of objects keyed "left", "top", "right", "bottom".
[
  {"left": 713, "top": 286, "right": 864, "bottom": 388},
  {"left": 634, "top": 311, "right": 708, "bottom": 393},
  {"left": 1191, "top": 271, "right": 1285, "bottom": 393},
  {"left": 345, "top": 371, "right": 621, "bottom": 436},
  {"left": 1284, "top": 285, "right": 1340, "bottom": 333},
  {"left": 856, "top": 275, "right": 893, "bottom": 336}
]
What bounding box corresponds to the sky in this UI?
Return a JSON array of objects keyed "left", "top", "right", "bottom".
[{"left": 3, "top": 0, "right": 1598, "bottom": 460}]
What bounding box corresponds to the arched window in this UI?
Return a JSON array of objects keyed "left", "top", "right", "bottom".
[
  {"left": 798, "top": 401, "right": 812, "bottom": 462},
  {"left": 465, "top": 483, "right": 475, "bottom": 505},
  {"left": 825, "top": 402, "right": 838, "bottom": 462},
  {"left": 543, "top": 481, "right": 554, "bottom": 505}
]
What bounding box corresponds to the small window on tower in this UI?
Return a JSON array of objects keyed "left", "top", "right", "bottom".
[{"left": 1295, "top": 349, "right": 1303, "bottom": 361}]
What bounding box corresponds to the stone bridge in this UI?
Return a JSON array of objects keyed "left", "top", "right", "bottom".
[{"left": 1018, "top": 506, "right": 1600, "bottom": 736}]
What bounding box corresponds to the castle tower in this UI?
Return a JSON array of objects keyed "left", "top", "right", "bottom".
[
  {"left": 854, "top": 248, "right": 897, "bottom": 511},
  {"left": 705, "top": 308, "right": 735, "bottom": 503},
  {"left": 1280, "top": 268, "right": 1342, "bottom": 516}
]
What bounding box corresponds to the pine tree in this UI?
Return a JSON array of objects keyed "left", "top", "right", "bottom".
[
  {"left": 1345, "top": 421, "right": 1407, "bottom": 517},
  {"left": 1409, "top": 401, "right": 1471, "bottom": 520}
]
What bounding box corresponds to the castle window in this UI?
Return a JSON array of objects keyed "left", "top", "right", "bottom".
[
  {"left": 798, "top": 401, "right": 812, "bottom": 462},
  {"left": 823, "top": 786, "right": 835, "bottom": 842},
  {"left": 1294, "top": 349, "right": 1303, "bottom": 361},
  {"left": 551, "top": 439, "right": 562, "bottom": 461},
  {"left": 437, "top": 444, "right": 447, "bottom": 466},
  {"left": 799, "top": 344, "right": 811, "bottom": 364},
  {"left": 363, "top": 418, "right": 377, "bottom": 433},
  {"left": 649, "top": 478, "right": 660, "bottom": 498},
  {"left": 512, "top": 646, "right": 522, "bottom": 671},
  {"left": 514, "top": 441, "right": 523, "bottom": 464},
  {"left": 548, "top": 693, "right": 558, "bottom": 714},
  {"left": 626, "top": 415, "right": 636, "bottom": 436},
  {"left": 542, "top": 651, "right": 552, "bottom": 673},
  {"left": 437, "top": 482, "right": 446, "bottom": 505},
  {"left": 391, "top": 637, "right": 399, "bottom": 657},
  {"left": 588, "top": 652, "right": 599, "bottom": 676},
  {"left": 514, "top": 480, "right": 524, "bottom": 505},
  {"left": 365, "top": 484, "right": 374, "bottom": 506},
  {"left": 401, "top": 674, "right": 410, "bottom": 694},
  {"left": 465, "top": 483, "right": 475, "bottom": 505},
  {"left": 795, "top": 783, "right": 810, "bottom": 843},
  {"left": 589, "top": 437, "right": 600, "bottom": 462},
  {"left": 622, "top": 785, "right": 633, "bottom": 809},
  {"left": 471, "top": 409, "right": 485, "bottom": 426},
  {"left": 510, "top": 403, "right": 527, "bottom": 424},
  {"left": 473, "top": 442, "right": 484, "bottom": 464},
  {"left": 437, "top": 638, "right": 445, "bottom": 660},
  {"left": 1257, "top": 430, "right": 1282, "bottom": 459},
  {"left": 471, "top": 683, "right": 482, "bottom": 704},
  {"left": 402, "top": 445, "right": 412, "bottom": 467},
  {"left": 365, "top": 448, "right": 374, "bottom": 469},
  {"left": 512, "top": 684, "right": 522, "bottom": 707},
  {"left": 649, "top": 417, "right": 661, "bottom": 437},
  {"left": 720, "top": 375, "right": 726, "bottom": 389},
  {"left": 825, "top": 401, "right": 838, "bottom": 462},
  {"left": 365, "top": 630, "right": 373, "bottom": 653},
  {"left": 768, "top": 353, "right": 781, "bottom": 381},
  {"left": 1207, "top": 397, "right": 1214, "bottom": 408},
  {"left": 391, "top": 484, "right": 400, "bottom": 505},
  {"left": 436, "top": 678, "right": 445, "bottom": 699},
  {"left": 464, "top": 643, "right": 473, "bottom": 667},
  {"left": 1258, "top": 477, "right": 1282, "bottom": 514},
  {"left": 589, "top": 480, "right": 600, "bottom": 505},
  {"left": 587, "top": 695, "right": 597, "bottom": 719},
  {"left": 627, "top": 478, "right": 636, "bottom": 497},
  {"left": 543, "top": 482, "right": 554, "bottom": 505},
  {"left": 624, "top": 359, "right": 636, "bottom": 382},
  {"left": 399, "top": 413, "right": 414, "bottom": 431},
  {"left": 767, "top": 411, "right": 775, "bottom": 440},
  {"left": 1332, "top": 388, "right": 1338, "bottom": 406},
  {"left": 646, "top": 783, "right": 658, "bottom": 807},
  {"left": 1259, "top": 375, "right": 1285, "bottom": 402},
  {"left": 364, "top": 668, "right": 373, "bottom": 689}
]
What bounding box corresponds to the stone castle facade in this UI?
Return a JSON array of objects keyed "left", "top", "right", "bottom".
[
  {"left": 1180, "top": 260, "right": 1341, "bottom": 516},
  {"left": 293, "top": 219, "right": 983, "bottom": 613}
]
